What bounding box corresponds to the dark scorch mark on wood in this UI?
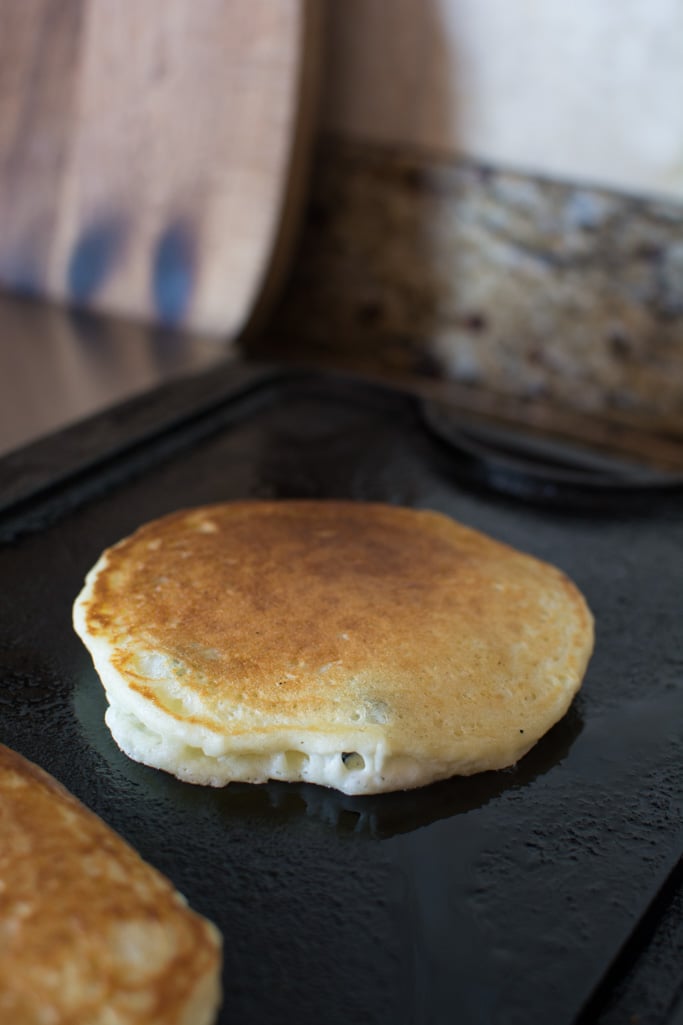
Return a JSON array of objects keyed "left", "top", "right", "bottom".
[
  {"left": 153, "top": 221, "right": 195, "bottom": 325},
  {"left": 68, "top": 216, "right": 128, "bottom": 301}
]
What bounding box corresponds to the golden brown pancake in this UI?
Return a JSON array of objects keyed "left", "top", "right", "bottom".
[
  {"left": 73, "top": 501, "right": 593, "bottom": 794},
  {"left": 0, "top": 743, "right": 222, "bottom": 1025}
]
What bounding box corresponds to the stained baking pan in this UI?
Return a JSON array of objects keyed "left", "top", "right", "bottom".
[{"left": 0, "top": 364, "right": 681, "bottom": 1025}]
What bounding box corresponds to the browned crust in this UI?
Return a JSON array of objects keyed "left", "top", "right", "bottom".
[
  {"left": 0, "top": 743, "right": 221, "bottom": 1024},
  {"left": 78, "top": 501, "right": 593, "bottom": 762}
]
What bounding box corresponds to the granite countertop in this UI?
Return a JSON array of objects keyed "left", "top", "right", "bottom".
[{"left": 249, "top": 136, "right": 683, "bottom": 471}]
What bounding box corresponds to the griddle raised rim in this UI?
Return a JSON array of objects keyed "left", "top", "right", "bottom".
[
  {"left": 0, "top": 360, "right": 280, "bottom": 518},
  {"left": 0, "top": 362, "right": 424, "bottom": 526}
]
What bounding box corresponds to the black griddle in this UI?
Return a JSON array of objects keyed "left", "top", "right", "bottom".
[{"left": 0, "top": 363, "right": 681, "bottom": 1025}]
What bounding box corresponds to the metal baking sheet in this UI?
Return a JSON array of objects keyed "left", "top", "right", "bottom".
[{"left": 0, "top": 368, "right": 681, "bottom": 1025}]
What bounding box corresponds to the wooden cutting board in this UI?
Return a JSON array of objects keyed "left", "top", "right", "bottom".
[{"left": 0, "top": 0, "right": 319, "bottom": 337}]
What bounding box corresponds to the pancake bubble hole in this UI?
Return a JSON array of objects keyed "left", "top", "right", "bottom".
[{"left": 341, "top": 752, "right": 366, "bottom": 771}]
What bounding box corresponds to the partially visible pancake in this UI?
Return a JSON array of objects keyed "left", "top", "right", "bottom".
[
  {"left": 0, "top": 743, "right": 222, "bottom": 1025},
  {"left": 73, "top": 501, "right": 594, "bottom": 795}
]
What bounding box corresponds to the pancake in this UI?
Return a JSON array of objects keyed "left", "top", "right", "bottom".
[
  {"left": 73, "top": 501, "right": 593, "bottom": 795},
  {"left": 0, "top": 743, "right": 222, "bottom": 1025}
]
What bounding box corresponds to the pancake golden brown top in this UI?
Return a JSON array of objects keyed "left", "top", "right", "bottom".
[
  {"left": 73, "top": 501, "right": 594, "bottom": 794},
  {"left": 0, "top": 743, "right": 222, "bottom": 1025}
]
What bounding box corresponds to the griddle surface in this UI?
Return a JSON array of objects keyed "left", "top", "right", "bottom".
[{"left": 0, "top": 370, "right": 681, "bottom": 1025}]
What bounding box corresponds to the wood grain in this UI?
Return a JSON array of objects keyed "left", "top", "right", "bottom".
[
  {"left": 0, "top": 0, "right": 318, "bottom": 336},
  {"left": 0, "top": 1, "right": 85, "bottom": 294}
]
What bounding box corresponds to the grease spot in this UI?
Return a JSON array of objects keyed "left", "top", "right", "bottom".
[
  {"left": 68, "top": 217, "right": 127, "bottom": 300},
  {"left": 153, "top": 222, "right": 195, "bottom": 324}
]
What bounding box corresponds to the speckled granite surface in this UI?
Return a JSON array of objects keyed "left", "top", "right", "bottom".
[{"left": 254, "top": 137, "right": 683, "bottom": 435}]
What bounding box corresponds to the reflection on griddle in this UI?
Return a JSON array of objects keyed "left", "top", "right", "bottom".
[
  {"left": 73, "top": 670, "right": 583, "bottom": 840},
  {"left": 216, "top": 704, "right": 583, "bottom": 839}
]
